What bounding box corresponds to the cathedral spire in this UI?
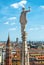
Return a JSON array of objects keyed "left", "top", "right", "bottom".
[
  {"left": 5, "top": 34, "right": 12, "bottom": 65},
  {"left": 6, "top": 34, "right": 10, "bottom": 46},
  {"left": 7, "top": 34, "right": 10, "bottom": 42}
]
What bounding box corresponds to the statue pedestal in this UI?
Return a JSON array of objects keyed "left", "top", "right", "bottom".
[{"left": 21, "top": 31, "right": 29, "bottom": 65}]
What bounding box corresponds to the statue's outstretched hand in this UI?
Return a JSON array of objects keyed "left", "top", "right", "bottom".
[{"left": 28, "top": 7, "right": 30, "bottom": 11}]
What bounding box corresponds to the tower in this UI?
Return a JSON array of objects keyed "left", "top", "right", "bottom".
[
  {"left": 5, "top": 35, "right": 12, "bottom": 65},
  {"left": 16, "top": 38, "right": 18, "bottom": 43}
]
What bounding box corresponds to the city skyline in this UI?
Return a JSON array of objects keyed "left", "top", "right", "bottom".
[{"left": 0, "top": 0, "right": 44, "bottom": 41}]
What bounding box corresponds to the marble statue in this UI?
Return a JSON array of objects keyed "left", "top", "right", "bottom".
[{"left": 20, "top": 7, "right": 30, "bottom": 33}]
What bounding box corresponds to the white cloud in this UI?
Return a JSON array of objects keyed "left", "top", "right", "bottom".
[
  {"left": 40, "top": 5, "right": 44, "bottom": 9},
  {"left": 41, "top": 26, "right": 44, "bottom": 30},
  {"left": 4, "top": 21, "right": 9, "bottom": 25},
  {"left": 10, "top": 22, "right": 15, "bottom": 25},
  {"left": 9, "top": 28, "right": 16, "bottom": 31},
  {"left": 29, "top": 26, "right": 44, "bottom": 31},
  {"left": 8, "top": 17, "right": 16, "bottom": 20},
  {"left": 4, "top": 17, "right": 16, "bottom": 25},
  {"left": 10, "top": 0, "right": 27, "bottom": 8},
  {"left": 29, "top": 28, "right": 34, "bottom": 31},
  {"left": 29, "top": 27, "right": 40, "bottom": 31}
]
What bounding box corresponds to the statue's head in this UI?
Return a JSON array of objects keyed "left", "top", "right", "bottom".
[{"left": 22, "top": 7, "right": 25, "bottom": 11}]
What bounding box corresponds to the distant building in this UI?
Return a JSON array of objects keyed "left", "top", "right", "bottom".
[{"left": 16, "top": 38, "right": 19, "bottom": 43}]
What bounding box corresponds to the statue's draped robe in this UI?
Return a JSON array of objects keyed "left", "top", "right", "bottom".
[
  {"left": 20, "top": 11, "right": 27, "bottom": 33},
  {"left": 20, "top": 11, "right": 27, "bottom": 25}
]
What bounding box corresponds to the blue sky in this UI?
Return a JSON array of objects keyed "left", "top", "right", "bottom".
[{"left": 0, "top": 0, "right": 44, "bottom": 41}]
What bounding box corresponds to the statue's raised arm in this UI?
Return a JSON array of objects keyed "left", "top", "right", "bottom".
[{"left": 25, "top": 7, "right": 30, "bottom": 13}]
